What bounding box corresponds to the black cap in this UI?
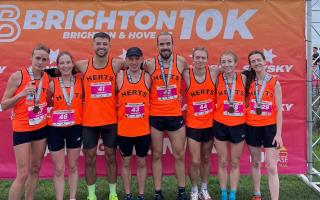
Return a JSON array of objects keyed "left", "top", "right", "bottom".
[{"left": 126, "top": 47, "right": 143, "bottom": 57}]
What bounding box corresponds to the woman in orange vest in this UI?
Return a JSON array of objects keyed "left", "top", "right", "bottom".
[
  {"left": 47, "top": 51, "right": 83, "bottom": 200},
  {"left": 244, "top": 50, "right": 283, "bottom": 200},
  {"left": 116, "top": 47, "right": 151, "bottom": 200},
  {"left": 1, "top": 44, "right": 50, "bottom": 200},
  {"left": 183, "top": 47, "right": 217, "bottom": 200},
  {"left": 214, "top": 51, "right": 246, "bottom": 200}
]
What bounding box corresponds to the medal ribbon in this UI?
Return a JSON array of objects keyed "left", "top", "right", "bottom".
[
  {"left": 158, "top": 55, "right": 173, "bottom": 88},
  {"left": 223, "top": 73, "right": 236, "bottom": 105},
  {"left": 127, "top": 69, "right": 142, "bottom": 84},
  {"left": 59, "top": 76, "right": 74, "bottom": 108},
  {"left": 255, "top": 74, "right": 271, "bottom": 107},
  {"left": 27, "top": 66, "right": 43, "bottom": 107}
]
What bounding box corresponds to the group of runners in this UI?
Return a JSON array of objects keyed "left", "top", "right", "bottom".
[{"left": 1, "top": 32, "right": 283, "bottom": 200}]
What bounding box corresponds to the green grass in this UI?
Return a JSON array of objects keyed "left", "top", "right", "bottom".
[{"left": 0, "top": 175, "right": 319, "bottom": 200}]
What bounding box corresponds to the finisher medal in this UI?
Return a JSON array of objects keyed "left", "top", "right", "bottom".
[
  {"left": 256, "top": 107, "right": 262, "bottom": 115},
  {"left": 33, "top": 105, "right": 40, "bottom": 113}
]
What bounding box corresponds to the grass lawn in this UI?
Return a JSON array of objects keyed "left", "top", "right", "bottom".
[{"left": 0, "top": 175, "right": 319, "bottom": 200}]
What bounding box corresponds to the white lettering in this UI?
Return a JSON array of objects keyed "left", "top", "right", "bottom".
[
  {"left": 179, "top": 10, "right": 195, "bottom": 39},
  {"left": 23, "top": 10, "right": 44, "bottom": 29},
  {"left": 196, "top": 9, "right": 223, "bottom": 40},
  {"left": 118, "top": 11, "right": 135, "bottom": 29},
  {"left": 156, "top": 11, "right": 177, "bottom": 30},
  {"left": 95, "top": 11, "right": 116, "bottom": 29},
  {"left": 65, "top": 10, "right": 75, "bottom": 29},
  {"left": 224, "top": 9, "right": 257, "bottom": 39},
  {"left": 0, "top": 66, "right": 7, "bottom": 74},
  {"left": 75, "top": 10, "right": 95, "bottom": 30},
  {"left": 282, "top": 104, "right": 293, "bottom": 112},
  {"left": 135, "top": 10, "right": 155, "bottom": 30},
  {"left": 45, "top": 10, "right": 64, "bottom": 29}
]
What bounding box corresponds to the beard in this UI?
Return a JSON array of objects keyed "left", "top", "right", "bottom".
[
  {"left": 95, "top": 48, "right": 108, "bottom": 57},
  {"left": 159, "top": 49, "right": 172, "bottom": 60}
]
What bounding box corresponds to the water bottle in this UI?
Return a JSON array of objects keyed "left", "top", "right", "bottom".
[
  {"left": 26, "top": 92, "right": 34, "bottom": 106},
  {"left": 25, "top": 82, "right": 35, "bottom": 106}
]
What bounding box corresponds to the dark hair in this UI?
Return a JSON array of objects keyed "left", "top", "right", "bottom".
[
  {"left": 32, "top": 43, "right": 50, "bottom": 56},
  {"left": 55, "top": 51, "right": 76, "bottom": 76},
  {"left": 192, "top": 46, "right": 208, "bottom": 58},
  {"left": 314, "top": 47, "right": 318, "bottom": 50},
  {"left": 157, "top": 32, "right": 173, "bottom": 45},
  {"left": 93, "top": 32, "right": 111, "bottom": 41},
  {"left": 244, "top": 50, "right": 266, "bottom": 101},
  {"left": 56, "top": 51, "right": 74, "bottom": 65}
]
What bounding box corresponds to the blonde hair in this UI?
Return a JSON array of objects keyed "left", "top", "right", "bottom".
[{"left": 220, "top": 50, "right": 238, "bottom": 63}]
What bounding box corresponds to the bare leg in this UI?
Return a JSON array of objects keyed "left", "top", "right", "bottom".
[
  {"left": 51, "top": 149, "right": 65, "bottom": 200},
  {"left": 137, "top": 156, "right": 147, "bottom": 195},
  {"left": 168, "top": 126, "right": 186, "bottom": 187},
  {"left": 188, "top": 138, "right": 201, "bottom": 188},
  {"left": 83, "top": 147, "right": 98, "bottom": 185},
  {"left": 105, "top": 147, "right": 117, "bottom": 184},
  {"left": 25, "top": 138, "right": 46, "bottom": 200},
  {"left": 200, "top": 140, "right": 214, "bottom": 185},
  {"left": 230, "top": 141, "right": 244, "bottom": 190},
  {"left": 9, "top": 143, "right": 31, "bottom": 200},
  {"left": 67, "top": 148, "right": 80, "bottom": 199},
  {"left": 265, "top": 148, "right": 280, "bottom": 200},
  {"left": 214, "top": 139, "right": 228, "bottom": 190},
  {"left": 151, "top": 127, "right": 164, "bottom": 191},
  {"left": 248, "top": 145, "right": 262, "bottom": 195},
  {"left": 121, "top": 156, "right": 131, "bottom": 194}
]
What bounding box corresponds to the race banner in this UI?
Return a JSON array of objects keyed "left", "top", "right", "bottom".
[{"left": 0, "top": 0, "right": 305, "bottom": 178}]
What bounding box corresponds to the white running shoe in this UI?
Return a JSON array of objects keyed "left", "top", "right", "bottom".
[
  {"left": 190, "top": 192, "right": 199, "bottom": 200},
  {"left": 199, "top": 190, "right": 212, "bottom": 200}
]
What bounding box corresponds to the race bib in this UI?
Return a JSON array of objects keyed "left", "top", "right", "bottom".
[
  {"left": 157, "top": 85, "right": 177, "bottom": 101},
  {"left": 90, "top": 82, "right": 112, "bottom": 98},
  {"left": 250, "top": 99, "right": 272, "bottom": 116},
  {"left": 223, "top": 100, "right": 244, "bottom": 116},
  {"left": 28, "top": 103, "right": 47, "bottom": 125},
  {"left": 52, "top": 109, "right": 75, "bottom": 126},
  {"left": 125, "top": 103, "right": 145, "bottom": 118},
  {"left": 193, "top": 99, "right": 213, "bottom": 116}
]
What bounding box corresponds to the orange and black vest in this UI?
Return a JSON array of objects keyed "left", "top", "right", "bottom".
[
  {"left": 186, "top": 68, "right": 215, "bottom": 129},
  {"left": 82, "top": 57, "right": 117, "bottom": 126},
  {"left": 12, "top": 68, "right": 49, "bottom": 132},
  {"left": 246, "top": 76, "right": 277, "bottom": 126},
  {"left": 118, "top": 70, "right": 149, "bottom": 137},
  {"left": 214, "top": 73, "right": 246, "bottom": 126},
  {"left": 48, "top": 75, "right": 83, "bottom": 127},
  {"left": 150, "top": 54, "right": 182, "bottom": 116}
]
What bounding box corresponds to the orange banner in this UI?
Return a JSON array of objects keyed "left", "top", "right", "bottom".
[{"left": 0, "top": 0, "right": 306, "bottom": 178}]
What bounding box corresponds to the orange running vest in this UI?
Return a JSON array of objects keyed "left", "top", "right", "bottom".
[
  {"left": 118, "top": 70, "right": 149, "bottom": 137},
  {"left": 48, "top": 75, "right": 83, "bottom": 127},
  {"left": 150, "top": 54, "right": 182, "bottom": 116},
  {"left": 214, "top": 73, "right": 246, "bottom": 126},
  {"left": 186, "top": 68, "right": 215, "bottom": 129},
  {"left": 12, "top": 68, "right": 49, "bottom": 132},
  {"left": 246, "top": 76, "right": 277, "bottom": 126},
  {"left": 82, "top": 57, "right": 117, "bottom": 126}
]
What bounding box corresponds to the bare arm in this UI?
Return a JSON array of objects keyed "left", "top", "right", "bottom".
[
  {"left": 1, "top": 71, "right": 35, "bottom": 110},
  {"left": 46, "top": 80, "right": 54, "bottom": 107},
  {"left": 143, "top": 58, "right": 155, "bottom": 75},
  {"left": 273, "top": 81, "right": 283, "bottom": 148},
  {"left": 116, "top": 70, "right": 124, "bottom": 92},
  {"left": 112, "top": 58, "right": 125, "bottom": 74},
  {"left": 75, "top": 59, "right": 89, "bottom": 74},
  {"left": 182, "top": 69, "right": 190, "bottom": 88},
  {"left": 177, "top": 55, "right": 188, "bottom": 74},
  {"left": 240, "top": 74, "right": 247, "bottom": 86},
  {"left": 144, "top": 72, "right": 151, "bottom": 90}
]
